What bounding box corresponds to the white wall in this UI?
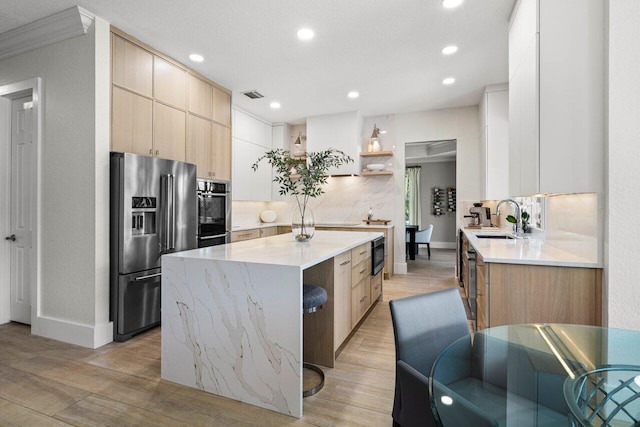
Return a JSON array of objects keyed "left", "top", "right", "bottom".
[
  {"left": 0, "top": 18, "right": 112, "bottom": 347},
  {"left": 606, "top": 0, "right": 640, "bottom": 330},
  {"left": 394, "top": 106, "right": 481, "bottom": 273},
  {"left": 407, "top": 161, "right": 457, "bottom": 244}
]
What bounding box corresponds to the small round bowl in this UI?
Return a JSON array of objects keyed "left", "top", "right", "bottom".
[
  {"left": 366, "top": 164, "right": 385, "bottom": 171},
  {"left": 473, "top": 202, "right": 484, "bottom": 207},
  {"left": 260, "top": 210, "right": 277, "bottom": 223}
]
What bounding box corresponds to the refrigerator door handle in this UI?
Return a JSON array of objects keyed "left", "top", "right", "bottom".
[
  {"left": 166, "top": 174, "right": 176, "bottom": 252},
  {"left": 160, "top": 173, "right": 176, "bottom": 253}
]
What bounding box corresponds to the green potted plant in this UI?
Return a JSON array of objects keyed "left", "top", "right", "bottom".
[
  {"left": 252, "top": 148, "right": 353, "bottom": 241},
  {"left": 506, "top": 210, "right": 531, "bottom": 233}
]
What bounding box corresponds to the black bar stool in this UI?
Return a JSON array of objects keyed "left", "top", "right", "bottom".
[{"left": 302, "top": 284, "right": 327, "bottom": 397}]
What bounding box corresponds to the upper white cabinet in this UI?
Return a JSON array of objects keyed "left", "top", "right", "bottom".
[
  {"left": 479, "top": 84, "right": 509, "bottom": 201},
  {"left": 271, "top": 124, "right": 292, "bottom": 201},
  {"left": 231, "top": 107, "right": 273, "bottom": 201},
  {"left": 306, "top": 111, "right": 362, "bottom": 175},
  {"left": 232, "top": 108, "right": 272, "bottom": 149},
  {"left": 508, "top": 0, "right": 604, "bottom": 196}
]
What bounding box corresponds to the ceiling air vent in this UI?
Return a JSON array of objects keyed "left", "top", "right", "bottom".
[{"left": 242, "top": 90, "right": 264, "bottom": 99}]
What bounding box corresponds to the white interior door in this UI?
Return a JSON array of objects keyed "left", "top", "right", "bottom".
[{"left": 9, "top": 96, "right": 33, "bottom": 324}]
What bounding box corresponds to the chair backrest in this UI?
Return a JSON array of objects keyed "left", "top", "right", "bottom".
[
  {"left": 415, "top": 224, "right": 434, "bottom": 243},
  {"left": 390, "top": 287, "right": 469, "bottom": 377}
]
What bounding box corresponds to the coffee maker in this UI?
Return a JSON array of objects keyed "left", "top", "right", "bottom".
[{"left": 469, "top": 205, "right": 492, "bottom": 227}]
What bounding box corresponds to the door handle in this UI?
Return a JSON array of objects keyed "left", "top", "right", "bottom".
[{"left": 5, "top": 234, "right": 16, "bottom": 241}]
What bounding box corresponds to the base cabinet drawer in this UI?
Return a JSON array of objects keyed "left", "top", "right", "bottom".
[
  {"left": 370, "top": 271, "right": 382, "bottom": 302},
  {"left": 231, "top": 229, "right": 261, "bottom": 242},
  {"left": 351, "top": 243, "right": 371, "bottom": 265},
  {"left": 260, "top": 227, "right": 277, "bottom": 238},
  {"left": 351, "top": 258, "right": 370, "bottom": 285},
  {"left": 351, "top": 277, "right": 370, "bottom": 328}
]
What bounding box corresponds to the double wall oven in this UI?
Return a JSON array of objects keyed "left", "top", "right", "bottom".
[{"left": 197, "top": 179, "right": 231, "bottom": 247}]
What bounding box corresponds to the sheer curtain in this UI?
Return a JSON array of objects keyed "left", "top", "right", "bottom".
[{"left": 405, "top": 167, "right": 422, "bottom": 229}]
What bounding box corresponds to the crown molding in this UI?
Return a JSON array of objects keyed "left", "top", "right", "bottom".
[{"left": 0, "top": 6, "right": 95, "bottom": 61}]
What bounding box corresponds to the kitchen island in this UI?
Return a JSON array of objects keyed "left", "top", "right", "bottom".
[{"left": 161, "top": 230, "right": 383, "bottom": 418}]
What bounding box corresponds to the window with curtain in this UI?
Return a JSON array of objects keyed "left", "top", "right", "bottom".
[{"left": 405, "top": 167, "right": 421, "bottom": 229}]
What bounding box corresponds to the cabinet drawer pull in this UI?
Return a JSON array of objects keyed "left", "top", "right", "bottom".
[
  {"left": 340, "top": 260, "right": 351, "bottom": 266},
  {"left": 360, "top": 269, "right": 366, "bottom": 274},
  {"left": 374, "top": 284, "right": 380, "bottom": 290},
  {"left": 359, "top": 250, "right": 367, "bottom": 255},
  {"left": 477, "top": 291, "right": 484, "bottom": 296},
  {"left": 155, "top": 149, "right": 159, "bottom": 155},
  {"left": 149, "top": 148, "right": 153, "bottom": 155},
  {"left": 238, "top": 233, "right": 253, "bottom": 237},
  {"left": 360, "top": 296, "right": 367, "bottom": 303}
]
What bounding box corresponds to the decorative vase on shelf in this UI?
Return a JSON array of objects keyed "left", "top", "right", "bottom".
[{"left": 292, "top": 198, "right": 315, "bottom": 242}]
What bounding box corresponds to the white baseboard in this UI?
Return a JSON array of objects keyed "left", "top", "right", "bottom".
[{"left": 32, "top": 315, "right": 113, "bottom": 349}]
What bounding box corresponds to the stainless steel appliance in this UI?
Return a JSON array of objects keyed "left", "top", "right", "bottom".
[
  {"left": 110, "top": 152, "right": 196, "bottom": 341},
  {"left": 197, "top": 179, "right": 231, "bottom": 247},
  {"left": 465, "top": 248, "right": 477, "bottom": 331},
  {"left": 372, "top": 236, "right": 385, "bottom": 276}
]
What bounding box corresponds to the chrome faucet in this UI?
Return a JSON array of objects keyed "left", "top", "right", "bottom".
[{"left": 496, "top": 199, "right": 522, "bottom": 235}]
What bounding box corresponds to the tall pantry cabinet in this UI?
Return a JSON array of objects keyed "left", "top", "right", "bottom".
[
  {"left": 110, "top": 28, "right": 232, "bottom": 181},
  {"left": 508, "top": 0, "right": 604, "bottom": 196}
]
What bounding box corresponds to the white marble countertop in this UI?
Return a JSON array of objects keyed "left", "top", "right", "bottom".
[
  {"left": 231, "top": 222, "right": 394, "bottom": 231},
  {"left": 166, "top": 230, "right": 384, "bottom": 269},
  {"left": 462, "top": 228, "right": 601, "bottom": 268}
]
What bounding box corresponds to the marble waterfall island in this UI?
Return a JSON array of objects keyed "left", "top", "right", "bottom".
[{"left": 161, "top": 231, "right": 383, "bottom": 418}]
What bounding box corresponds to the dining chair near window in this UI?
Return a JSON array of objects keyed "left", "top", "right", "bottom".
[
  {"left": 389, "top": 287, "right": 470, "bottom": 427},
  {"left": 406, "top": 224, "right": 433, "bottom": 259}
]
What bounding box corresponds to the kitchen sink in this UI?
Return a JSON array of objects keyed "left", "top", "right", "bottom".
[{"left": 476, "top": 234, "right": 515, "bottom": 239}]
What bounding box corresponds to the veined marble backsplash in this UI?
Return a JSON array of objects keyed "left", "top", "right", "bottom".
[{"left": 232, "top": 175, "right": 396, "bottom": 227}]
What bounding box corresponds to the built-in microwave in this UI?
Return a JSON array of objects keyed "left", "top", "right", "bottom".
[
  {"left": 197, "top": 179, "right": 231, "bottom": 247},
  {"left": 372, "top": 236, "right": 385, "bottom": 276}
]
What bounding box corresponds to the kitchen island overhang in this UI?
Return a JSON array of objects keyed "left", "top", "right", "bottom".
[{"left": 161, "top": 230, "right": 384, "bottom": 418}]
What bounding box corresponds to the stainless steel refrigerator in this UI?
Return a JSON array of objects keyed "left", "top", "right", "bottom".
[{"left": 110, "top": 152, "right": 196, "bottom": 341}]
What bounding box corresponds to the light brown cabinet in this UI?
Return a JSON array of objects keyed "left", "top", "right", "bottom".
[
  {"left": 111, "top": 86, "right": 153, "bottom": 155},
  {"left": 154, "top": 103, "right": 186, "bottom": 162},
  {"left": 370, "top": 271, "right": 383, "bottom": 302},
  {"left": 212, "top": 123, "right": 232, "bottom": 181},
  {"left": 260, "top": 227, "right": 277, "bottom": 238},
  {"left": 475, "top": 251, "right": 602, "bottom": 330},
  {"left": 334, "top": 251, "right": 352, "bottom": 350},
  {"left": 154, "top": 57, "right": 186, "bottom": 109},
  {"left": 112, "top": 35, "right": 152, "bottom": 96},
  {"left": 315, "top": 226, "right": 394, "bottom": 279},
  {"left": 110, "top": 28, "right": 232, "bottom": 174},
  {"left": 186, "top": 114, "right": 212, "bottom": 178},
  {"left": 213, "top": 86, "right": 231, "bottom": 126},
  {"left": 231, "top": 228, "right": 261, "bottom": 242},
  {"left": 188, "top": 74, "right": 212, "bottom": 118},
  {"left": 350, "top": 242, "right": 372, "bottom": 328}
]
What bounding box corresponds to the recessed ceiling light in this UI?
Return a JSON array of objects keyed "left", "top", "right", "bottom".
[
  {"left": 189, "top": 53, "right": 204, "bottom": 62},
  {"left": 442, "top": 0, "right": 464, "bottom": 8},
  {"left": 348, "top": 91, "right": 359, "bottom": 99},
  {"left": 442, "top": 77, "right": 456, "bottom": 85},
  {"left": 297, "top": 28, "right": 315, "bottom": 41},
  {"left": 270, "top": 102, "right": 281, "bottom": 109},
  {"left": 442, "top": 45, "right": 458, "bottom": 55}
]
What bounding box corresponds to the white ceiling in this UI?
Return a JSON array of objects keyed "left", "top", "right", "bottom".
[{"left": 0, "top": 0, "right": 515, "bottom": 124}]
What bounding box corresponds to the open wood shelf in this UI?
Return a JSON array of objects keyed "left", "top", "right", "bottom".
[
  {"left": 360, "top": 170, "right": 393, "bottom": 176},
  {"left": 360, "top": 151, "right": 394, "bottom": 157}
]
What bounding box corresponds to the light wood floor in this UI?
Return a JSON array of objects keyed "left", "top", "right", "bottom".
[{"left": 0, "top": 249, "right": 459, "bottom": 426}]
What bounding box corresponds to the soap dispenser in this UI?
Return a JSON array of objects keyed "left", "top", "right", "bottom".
[{"left": 367, "top": 207, "right": 373, "bottom": 220}]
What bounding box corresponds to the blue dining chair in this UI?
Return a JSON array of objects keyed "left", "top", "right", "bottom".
[{"left": 389, "top": 287, "right": 470, "bottom": 427}]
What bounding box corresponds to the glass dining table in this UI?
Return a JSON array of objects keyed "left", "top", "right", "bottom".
[{"left": 430, "top": 324, "right": 640, "bottom": 427}]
